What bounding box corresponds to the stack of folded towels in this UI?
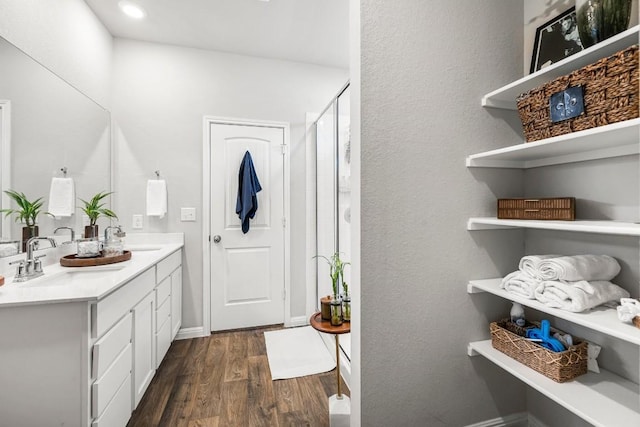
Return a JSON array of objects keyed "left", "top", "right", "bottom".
[{"left": 500, "top": 254, "right": 629, "bottom": 312}]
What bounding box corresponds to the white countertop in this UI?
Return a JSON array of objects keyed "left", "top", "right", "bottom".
[{"left": 0, "top": 233, "right": 184, "bottom": 307}]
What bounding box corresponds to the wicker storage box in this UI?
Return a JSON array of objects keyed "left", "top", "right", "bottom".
[
  {"left": 497, "top": 197, "right": 575, "bottom": 220},
  {"left": 490, "top": 320, "right": 588, "bottom": 383},
  {"left": 517, "top": 45, "right": 639, "bottom": 142}
]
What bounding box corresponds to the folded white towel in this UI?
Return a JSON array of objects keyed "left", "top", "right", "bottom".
[
  {"left": 537, "top": 254, "right": 621, "bottom": 282},
  {"left": 146, "top": 179, "right": 167, "bottom": 218},
  {"left": 518, "top": 254, "right": 560, "bottom": 279},
  {"left": 48, "top": 177, "right": 75, "bottom": 217},
  {"left": 500, "top": 271, "right": 539, "bottom": 299},
  {"left": 534, "top": 280, "right": 630, "bottom": 312}
]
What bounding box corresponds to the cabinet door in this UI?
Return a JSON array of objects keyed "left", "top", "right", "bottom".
[
  {"left": 132, "top": 291, "right": 155, "bottom": 409},
  {"left": 171, "top": 266, "right": 182, "bottom": 339}
]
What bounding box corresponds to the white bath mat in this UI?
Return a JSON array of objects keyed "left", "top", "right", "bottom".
[{"left": 264, "top": 326, "right": 336, "bottom": 380}]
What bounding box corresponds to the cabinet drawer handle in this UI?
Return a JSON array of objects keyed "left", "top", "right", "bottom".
[
  {"left": 524, "top": 199, "right": 540, "bottom": 203},
  {"left": 524, "top": 209, "right": 540, "bottom": 212}
]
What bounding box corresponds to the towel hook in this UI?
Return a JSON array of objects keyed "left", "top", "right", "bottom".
[
  {"left": 60, "top": 167, "right": 68, "bottom": 177},
  {"left": 154, "top": 170, "right": 160, "bottom": 179}
]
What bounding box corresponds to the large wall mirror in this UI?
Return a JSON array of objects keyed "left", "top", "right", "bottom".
[{"left": 0, "top": 36, "right": 111, "bottom": 255}]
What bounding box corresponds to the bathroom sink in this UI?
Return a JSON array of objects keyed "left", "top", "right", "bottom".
[
  {"left": 125, "top": 246, "right": 162, "bottom": 252},
  {"left": 23, "top": 265, "right": 126, "bottom": 287}
]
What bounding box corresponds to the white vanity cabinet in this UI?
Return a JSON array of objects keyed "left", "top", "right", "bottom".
[{"left": 0, "top": 243, "right": 184, "bottom": 427}]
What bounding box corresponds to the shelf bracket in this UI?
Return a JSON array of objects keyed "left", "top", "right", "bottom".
[
  {"left": 467, "top": 344, "right": 479, "bottom": 357},
  {"left": 467, "top": 282, "right": 486, "bottom": 294}
]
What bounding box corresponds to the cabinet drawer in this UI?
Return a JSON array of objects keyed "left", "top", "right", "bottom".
[
  {"left": 91, "top": 373, "right": 132, "bottom": 427},
  {"left": 92, "top": 344, "right": 132, "bottom": 419},
  {"left": 156, "top": 296, "right": 171, "bottom": 333},
  {"left": 156, "top": 276, "right": 171, "bottom": 307},
  {"left": 93, "top": 268, "right": 155, "bottom": 338},
  {"left": 156, "top": 250, "right": 181, "bottom": 282},
  {"left": 92, "top": 312, "right": 132, "bottom": 379},
  {"left": 156, "top": 316, "right": 172, "bottom": 368}
]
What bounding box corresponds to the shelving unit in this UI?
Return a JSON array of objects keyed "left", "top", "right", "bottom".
[
  {"left": 468, "top": 341, "right": 640, "bottom": 427},
  {"left": 467, "top": 218, "right": 640, "bottom": 236},
  {"left": 481, "top": 26, "right": 639, "bottom": 110},
  {"left": 467, "top": 278, "right": 640, "bottom": 345},
  {"left": 468, "top": 24, "right": 640, "bottom": 426}
]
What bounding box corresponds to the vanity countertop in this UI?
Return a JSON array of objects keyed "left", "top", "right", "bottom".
[{"left": 0, "top": 237, "right": 183, "bottom": 308}]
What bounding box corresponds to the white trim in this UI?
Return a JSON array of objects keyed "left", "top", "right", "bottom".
[
  {"left": 0, "top": 100, "right": 11, "bottom": 239},
  {"left": 527, "top": 414, "right": 549, "bottom": 427},
  {"left": 464, "top": 412, "right": 529, "bottom": 427},
  {"left": 287, "top": 315, "right": 308, "bottom": 328},
  {"left": 175, "top": 326, "right": 208, "bottom": 340},
  {"left": 305, "top": 112, "right": 320, "bottom": 320},
  {"left": 202, "top": 116, "right": 291, "bottom": 333}
]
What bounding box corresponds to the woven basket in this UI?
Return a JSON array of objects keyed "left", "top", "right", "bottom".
[
  {"left": 497, "top": 197, "right": 575, "bottom": 220},
  {"left": 517, "top": 45, "right": 639, "bottom": 142},
  {"left": 490, "top": 320, "right": 588, "bottom": 382}
]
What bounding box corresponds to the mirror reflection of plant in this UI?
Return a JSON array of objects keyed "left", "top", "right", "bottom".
[
  {"left": 315, "top": 252, "right": 350, "bottom": 299},
  {"left": 0, "top": 189, "right": 51, "bottom": 227},
  {"left": 79, "top": 191, "right": 117, "bottom": 226}
]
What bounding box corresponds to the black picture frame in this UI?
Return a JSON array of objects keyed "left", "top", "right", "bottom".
[{"left": 530, "top": 7, "right": 584, "bottom": 74}]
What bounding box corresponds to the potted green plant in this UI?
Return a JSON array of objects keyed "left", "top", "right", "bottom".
[
  {"left": 79, "top": 191, "right": 117, "bottom": 238},
  {"left": 0, "top": 189, "right": 51, "bottom": 251},
  {"left": 315, "top": 252, "right": 350, "bottom": 325}
]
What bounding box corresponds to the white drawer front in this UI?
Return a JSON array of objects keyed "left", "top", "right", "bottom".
[
  {"left": 155, "top": 275, "right": 171, "bottom": 307},
  {"left": 156, "top": 250, "right": 181, "bottom": 282},
  {"left": 155, "top": 296, "right": 171, "bottom": 333},
  {"left": 155, "top": 316, "right": 172, "bottom": 369},
  {"left": 91, "top": 373, "right": 132, "bottom": 427},
  {"left": 92, "top": 344, "right": 132, "bottom": 419},
  {"left": 93, "top": 268, "right": 155, "bottom": 338},
  {"left": 92, "top": 312, "right": 132, "bottom": 379}
]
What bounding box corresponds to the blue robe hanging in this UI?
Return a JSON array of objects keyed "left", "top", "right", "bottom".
[{"left": 236, "top": 151, "right": 262, "bottom": 233}]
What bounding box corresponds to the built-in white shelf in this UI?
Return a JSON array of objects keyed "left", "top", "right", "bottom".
[
  {"left": 468, "top": 278, "right": 640, "bottom": 346},
  {"left": 466, "top": 119, "right": 640, "bottom": 169},
  {"left": 482, "top": 26, "right": 640, "bottom": 110},
  {"left": 468, "top": 340, "right": 640, "bottom": 427},
  {"left": 467, "top": 218, "right": 640, "bottom": 236}
]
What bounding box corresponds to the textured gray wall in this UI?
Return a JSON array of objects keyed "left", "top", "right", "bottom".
[{"left": 360, "top": 1, "right": 528, "bottom": 425}]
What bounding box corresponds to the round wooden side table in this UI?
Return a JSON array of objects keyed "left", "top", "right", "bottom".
[{"left": 310, "top": 312, "right": 351, "bottom": 426}]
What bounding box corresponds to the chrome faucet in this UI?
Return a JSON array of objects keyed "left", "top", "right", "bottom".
[
  {"left": 54, "top": 226, "right": 75, "bottom": 244},
  {"left": 11, "top": 237, "right": 57, "bottom": 282}
]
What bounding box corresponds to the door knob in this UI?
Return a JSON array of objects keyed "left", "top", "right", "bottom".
[{"left": 213, "top": 235, "right": 221, "bottom": 243}]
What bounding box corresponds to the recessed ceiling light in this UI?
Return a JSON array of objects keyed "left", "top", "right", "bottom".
[{"left": 118, "top": 1, "right": 147, "bottom": 19}]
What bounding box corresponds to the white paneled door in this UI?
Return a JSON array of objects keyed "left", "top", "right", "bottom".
[{"left": 209, "top": 122, "right": 286, "bottom": 331}]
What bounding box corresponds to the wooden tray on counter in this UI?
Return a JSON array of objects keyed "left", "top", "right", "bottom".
[{"left": 60, "top": 250, "right": 132, "bottom": 267}]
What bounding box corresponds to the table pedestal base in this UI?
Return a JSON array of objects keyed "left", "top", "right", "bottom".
[{"left": 329, "top": 394, "right": 350, "bottom": 427}]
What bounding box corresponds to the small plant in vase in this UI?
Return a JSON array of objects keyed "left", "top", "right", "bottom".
[
  {"left": 79, "top": 191, "right": 117, "bottom": 238},
  {"left": 315, "top": 252, "right": 350, "bottom": 326},
  {"left": 0, "top": 190, "right": 52, "bottom": 251}
]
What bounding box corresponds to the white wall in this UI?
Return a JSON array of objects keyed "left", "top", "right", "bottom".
[
  {"left": 111, "top": 38, "right": 348, "bottom": 329},
  {"left": 0, "top": 0, "right": 113, "bottom": 108},
  {"left": 359, "top": 1, "right": 528, "bottom": 425}
]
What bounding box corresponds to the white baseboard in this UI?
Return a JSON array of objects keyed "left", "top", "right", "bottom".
[
  {"left": 465, "top": 412, "right": 529, "bottom": 427},
  {"left": 175, "top": 326, "right": 208, "bottom": 340},
  {"left": 287, "top": 315, "right": 308, "bottom": 327}
]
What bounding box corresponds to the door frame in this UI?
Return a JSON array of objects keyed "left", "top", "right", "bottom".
[
  {"left": 0, "top": 100, "right": 11, "bottom": 239},
  {"left": 202, "top": 116, "right": 291, "bottom": 333}
]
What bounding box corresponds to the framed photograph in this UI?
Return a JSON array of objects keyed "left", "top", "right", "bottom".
[{"left": 530, "top": 7, "right": 584, "bottom": 74}]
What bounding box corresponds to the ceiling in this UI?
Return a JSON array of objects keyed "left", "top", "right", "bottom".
[{"left": 84, "top": 0, "right": 350, "bottom": 69}]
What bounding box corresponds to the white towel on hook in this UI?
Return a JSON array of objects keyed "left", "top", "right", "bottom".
[
  {"left": 146, "top": 179, "right": 167, "bottom": 218},
  {"left": 48, "top": 177, "right": 75, "bottom": 217}
]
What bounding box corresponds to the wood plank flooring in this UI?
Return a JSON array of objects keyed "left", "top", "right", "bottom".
[{"left": 127, "top": 326, "right": 348, "bottom": 427}]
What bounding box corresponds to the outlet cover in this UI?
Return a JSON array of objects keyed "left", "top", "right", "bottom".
[
  {"left": 181, "top": 207, "right": 196, "bottom": 222},
  {"left": 132, "top": 214, "right": 143, "bottom": 229}
]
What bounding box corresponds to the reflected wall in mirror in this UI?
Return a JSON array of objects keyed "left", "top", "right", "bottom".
[{"left": 0, "top": 36, "right": 111, "bottom": 256}]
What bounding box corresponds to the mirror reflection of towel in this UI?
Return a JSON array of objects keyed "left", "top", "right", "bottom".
[
  {"left": 236, "top": 151, "right": 262, "bottom": 233},
  {"left": 48, "top": 177, "right": 75, "bottom": 217}
]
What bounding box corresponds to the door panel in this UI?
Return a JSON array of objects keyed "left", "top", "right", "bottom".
[{"left": 210, "top": 123, "right": 285, "bottom": 331}]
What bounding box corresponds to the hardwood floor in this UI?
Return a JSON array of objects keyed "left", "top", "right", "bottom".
[{"left": 127, "top": 326, "right": 348, "bottom": 427}]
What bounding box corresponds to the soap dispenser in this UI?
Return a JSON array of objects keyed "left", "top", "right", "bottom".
[
  {"left": 510, "top": 302, "right": 526, "bottom": 327},
  {"left": 103, "top": 225, "right": 125, "bottom": 257}
]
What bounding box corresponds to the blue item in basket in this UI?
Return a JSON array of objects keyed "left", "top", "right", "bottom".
[{"left": 525, "top": 320, "right": 566, "bottom": 352}]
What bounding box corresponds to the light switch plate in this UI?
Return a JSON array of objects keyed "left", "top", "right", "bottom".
[
  {"left": 181, "top": 207, "right": 196, "bottom": 222},
  {"left": 132, "top": 214, "right": 143, "bottom": 229}
]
